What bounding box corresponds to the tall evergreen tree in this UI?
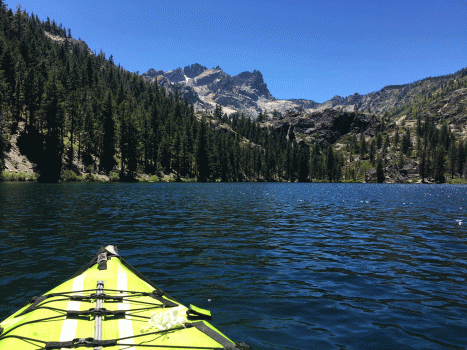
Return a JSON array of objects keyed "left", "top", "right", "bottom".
[
  {"left": 297, "top": 145, "right": 310, "bottom": 182},
  {"left": 376, "top": 158, "right": 385, "bottom": 183},
  {"left": 196, "top": 118, "right": 210, "bottom": 181},
  {"left": 101, "top": 90, "right": 115, "bottom": 172},
  {"left": 359, "top": 133, "right": 366, "bottom": 159},
  {"left": 433, "top": 147, "right": 445, "bottom": 183},
  {"left": 326, "top": 145, "right": 335, "bottom": 182}
]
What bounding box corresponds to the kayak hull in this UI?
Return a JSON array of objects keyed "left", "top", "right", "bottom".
[{"left": 0, "top": 245, "right": 247, "bottom": 350}]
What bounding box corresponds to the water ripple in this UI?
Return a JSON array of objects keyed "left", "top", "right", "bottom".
[{"left": 0, "top": 183, "right": 466, "bottom": 349}]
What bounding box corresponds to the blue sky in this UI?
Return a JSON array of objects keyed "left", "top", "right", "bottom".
[{"left": 10, "top": 0, "right": 467, "bottom": 103}]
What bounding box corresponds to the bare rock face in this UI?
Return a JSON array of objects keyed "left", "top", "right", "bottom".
[
  {"left": 232, "top": 70, "right": 274, "bottom": 100},
  {"left": 142, "top": 68, "right": 163, "bottom": 79},
  {"left": 191, "top": 68, "right": 227, "bottom": 86},
  {"left": 142, "top": 64, "right": 317, "bottom": 116},
  {"left": 164, "top": 67, "right": 186, "bottom": 83},
  {"left": 44, "top": 31, "right": 93, "bottom": 55},
  {"left": 265, "top": 109, "right": 380, "bottom": 146},
  {"left": 184, "top": 63, "right": 208, "bottom": 78},
  {"left": 142, "top": 62, "right": 467, "bottom": 118},
  {"left": 288, "top": 99, "right": 319, "bottom": 109},
  {"left": 141, "top": 68, "right": 205, "bottom": 109},
  {"left": 380, "top": 158, "right": 421, "bottom": 184},
  {"left": 420, "top": 88, "right": 467, "bottom": 125}
]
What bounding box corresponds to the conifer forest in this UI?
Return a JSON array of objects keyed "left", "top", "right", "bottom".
[{"left": 1, "top": 2, "right": 466, "bottom": 183}]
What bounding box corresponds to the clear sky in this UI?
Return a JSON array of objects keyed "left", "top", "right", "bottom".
[{"left": 8, "top": 0, "right": 467, "bottom": 103}]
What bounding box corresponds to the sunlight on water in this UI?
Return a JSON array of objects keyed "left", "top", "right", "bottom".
[{"left": 0, "top": 183, "right": 466, "bottom": 349}]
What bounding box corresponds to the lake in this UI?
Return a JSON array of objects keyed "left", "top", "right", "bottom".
[{"left": 0, "top": 182, "right": 466, "bottom": 349}]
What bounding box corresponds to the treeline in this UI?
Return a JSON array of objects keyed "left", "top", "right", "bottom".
[
  {"left": 225, "top": 111, "right": 342, "bottom": 182},
  {"left": 414, "top": 116, "right": 467, "bottom": 183},
  {"left": 0, "top": 3, "right": 348, "bottom": 182},
  {"left": 1, "top": 2, "right": 465, "bottom": 183},
  {"left": 338, "top": 115, "right": 467, "bottom": 183}
]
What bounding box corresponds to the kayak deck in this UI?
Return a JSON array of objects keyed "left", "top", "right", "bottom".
[{"left": 0, "top": 245, "right": 250, "bottom": 350}]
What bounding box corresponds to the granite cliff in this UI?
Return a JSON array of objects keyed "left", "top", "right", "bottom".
[
  {"left": 143, "top": 64, "right": 467, "bottom": 120},
  {"left": 142, "top": 64, "right": 317, "bottom": 116},
  {"left": 264, "top": 109, "right": 380, "bottom": 146}
]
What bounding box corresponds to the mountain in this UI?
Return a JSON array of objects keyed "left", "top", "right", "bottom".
[
  {"left": 1, "top": 5, "right": 466, "bottom": 184},
  {"left": 0, "top": 8, "right": 324, "bottom": 183},
  {"left": 142, "top": 64, "right": 318, "bottom": 116},
  {"left": 143, "top": 63, "right": 467, "bottom": 120},
  {"left": 315, "top": 68, "right": 467, "bottom": 117}
]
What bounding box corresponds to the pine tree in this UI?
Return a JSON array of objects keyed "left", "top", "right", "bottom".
[
  {"left": 297, "top": 145, "right": 310, "bottom": 182},
  {"left": 369, "top": 139, "right": 376, "bottom": 165},
  {"left": 359, "top": 133, "right": 366, "bottom": 159},
  {"left": 433, "top": 147, "right": 445, "bottom": 183},
  {"left": 376, "top": 158, "right": 385, "bottom": 183},
  {"left": 398, "top": 151, "right": 404, "bottom": 169},
  {"left": 196, "top": 118, "right": 210, "bottom": 181},
  {"left": 101, "top": 90, "right": 115, "bottom": 173},
  {"left": 376, "top": 132, "right": 382, "bottom": 149},
  {"left": 457, "top": 140, "right": 466, "bottom": 177},
  {"left": 40, "top": 71, "right": 63, "bottom": 136},
  {"left": 402, "top": 129, "right": 411, "bottom": 155},
  {"left": 326, "top": 145, "right": 335, "bottom": 182},
  {"left": 214, "top": 104, "right": 223, "bottom": 120},
  {"left": 158, "top": 130, "right": 171, "bottom": 173},
  {"left": 449, "top": 142, "right": 457, "bottom": 179},
  {"left": 126, "top": 112, "right": 139, "bottom": 177},
  {"left": 419, "top": 150, "right": 427, "bottom": 181},
  {"left": 394, "top": 130, "right": 400, "bottom": 151}
]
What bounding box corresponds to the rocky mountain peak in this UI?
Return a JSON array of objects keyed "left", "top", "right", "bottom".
[
  {"left": 184, "top": 63, "right": 207, "bottom": 78},
  {"left": 232, "top": 70, "right": 272, "bottom": 99},
  {"left": 164, "top": 67, "right": 186, "bottom": 83},
  {"left": 192, "top": 68, "right": 227, "bottom": 86},
  {"left": 142, "top": 64, "right": 316, "bottom": 116},
  {"left": 330, "top": 95, "right": 345, "bottom": 105},
  {"left": 142, "top": 68, "right": 163, "bottom": 79}
]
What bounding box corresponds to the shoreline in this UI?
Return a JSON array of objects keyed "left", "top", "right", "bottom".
[{"left": 1, "top": 170, "right": 466, "bottom": 184}]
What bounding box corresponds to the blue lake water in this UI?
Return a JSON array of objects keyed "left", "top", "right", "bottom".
[{"left": 0, "top": 182, "right": 466, "bottom": 349}]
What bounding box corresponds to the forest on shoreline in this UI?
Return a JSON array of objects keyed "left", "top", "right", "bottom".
[{"left": 1, "top": 2, "right": 466, "bottom": 184}]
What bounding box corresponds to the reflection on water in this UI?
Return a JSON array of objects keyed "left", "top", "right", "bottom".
[{"left": 0, "top": 183, "right": 466, "bottom": 349}]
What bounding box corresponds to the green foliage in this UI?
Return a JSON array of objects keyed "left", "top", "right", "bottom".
[
  {"left": 1, "top": 4, "right": 464, "bottom": 184},
  {"left": 401, "top": 129, "right": 412, "bottom": 155},
  {"left": 359, "top": 133, "right": 366, "bottom": 159},
  {"left": 1, "top": 170, "right": 38, "bottom": 181},
  {"left": 84, "top": 173, "right": 97, "bottom": 182},
  {"left": 61, "top": 169, "right": 78, "bottom": 182},
  {"left": 433, "top": 147, "right": 446, "bottom": 183},
  {"left": 447, "top": 178, "right": 467, "bottom": 184},
  {"left": 109, "top": 171, "right": 119, "bottom": 182},
  {"left": 0, "top": 125, "right": 10, "bottom": 155},
  {"left": 101, "top": 90, "right": 116, "bottom": 173},
  {"left": 376, "top": 158, "right": 385, "bottom": 183},
  {"left": 148, "top": 174, "right": 160, "bottom": 182}
]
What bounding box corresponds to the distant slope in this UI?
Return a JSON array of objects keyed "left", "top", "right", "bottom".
[
  {"left": 316, "top": 68, "right": 467, "bottom": 116},
  {"left": 143, "top": 64, "right": 467, "bottom": 120}
]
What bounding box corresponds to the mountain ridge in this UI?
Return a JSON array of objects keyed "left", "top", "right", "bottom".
[
  {"left": 142, "top": 64, "right": 467, "bottom": 119},
  {"left": 142, "top": 64, "right": 317, "bottom": 116}
]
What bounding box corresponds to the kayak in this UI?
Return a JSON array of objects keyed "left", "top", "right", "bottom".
[{"left": 0, "top": 245, "right": 250, "bottom": 349}]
